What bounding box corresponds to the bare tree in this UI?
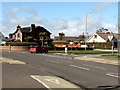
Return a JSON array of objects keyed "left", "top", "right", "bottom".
[{"left": 96, "top": 27, "right": 108, "bottom": 33}]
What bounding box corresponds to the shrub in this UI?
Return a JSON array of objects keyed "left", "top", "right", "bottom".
[
  {"left": 52, "top": 42, "right": 69, "bottom": 45},
  {"left": 5, "top": 42, "right": 38, "bottom": 46}
]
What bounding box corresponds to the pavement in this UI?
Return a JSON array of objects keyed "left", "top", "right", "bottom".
[{"left": 74, "top": 54, "right": 119, "bottom": 66}]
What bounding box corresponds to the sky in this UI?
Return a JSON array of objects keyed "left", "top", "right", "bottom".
[{"left": 0, "top": 1, "right": 118, "bottom": 38}]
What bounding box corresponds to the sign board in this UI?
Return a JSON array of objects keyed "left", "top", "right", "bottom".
[{"left": 108, "top": 36, "right": 113, "bottom": 41}]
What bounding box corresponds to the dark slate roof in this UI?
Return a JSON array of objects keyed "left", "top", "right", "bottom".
[
  {"left": 20, "top": 27, "right": 30, "bottom": 33},
  {"left": 36, "top": 26, "right": 51, "bottom": 34},
  {"left": 12, "top": 25, "right": 51, "bottom": 35}
]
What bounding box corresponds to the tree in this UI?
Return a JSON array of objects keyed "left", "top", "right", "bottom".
[
  {"left": 79, "top": 33, "right": 85, "bottom": 42},
  {"left": 59, "top": 32, "right": 65, "bottom": 40},
  {"left": 96, "top": 27, "right": 108, "bottom": 33},
  {"left": 39, "top": 32, "right": 47, "bottom": 46}
]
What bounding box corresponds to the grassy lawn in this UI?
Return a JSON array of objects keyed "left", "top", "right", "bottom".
[
  {"left": 49, "top": 50, "right": 113, "bottom": 54},
  {"left": 102, "top": 54, "right": 120, "bottom": 58}
]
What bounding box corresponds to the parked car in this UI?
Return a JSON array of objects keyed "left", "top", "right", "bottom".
[{"left": 29, "top": 45, "right": 48, "bottom": 53}]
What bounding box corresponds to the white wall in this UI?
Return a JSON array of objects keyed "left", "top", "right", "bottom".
[
  {"left": 87, "top": 33, "right": 106, "bottom": 43},
  {"left": 15, "top": 29, "right": 22, "bottom": 42}
]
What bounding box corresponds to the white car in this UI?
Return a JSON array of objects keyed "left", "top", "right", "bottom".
[{"left": 81, "top": 45, "right": 88, "bottom": 48}]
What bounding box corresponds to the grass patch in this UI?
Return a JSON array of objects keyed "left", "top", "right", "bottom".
[
  {"left": 102, "top": 54, "right": 120, "bottom": 58},
  {"left": 49, "top": 50, "right": 112, "bottom": 54}
]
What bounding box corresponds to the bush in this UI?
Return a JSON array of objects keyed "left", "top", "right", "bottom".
[
  {"left": 5, "top": 42, "right": 38, "bottom": 46},
  {"left": 52, "top": 42, "right": 69, "bottom": 45},
  {"left": 84, "top": 42, "right": 112, "bottom": 49}
]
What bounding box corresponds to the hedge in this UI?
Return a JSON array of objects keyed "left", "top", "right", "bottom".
[
  {"left": 5, "top": 42, "right": 38, "bottom": 46},
  {"left": 84, "top": 42, "right": 112, "bottom": 49},
  {"left": 52, "top": 42, "right": 69, "bottom": 45}
]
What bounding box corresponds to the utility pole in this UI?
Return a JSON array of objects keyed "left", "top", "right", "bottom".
[{"left": 85, "top": 13, "right": 87, "bottom": 51}]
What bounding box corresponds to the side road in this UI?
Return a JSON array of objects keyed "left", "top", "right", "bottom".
[{"left": 74, "top": 54, "right": 119, "bottom": 66}]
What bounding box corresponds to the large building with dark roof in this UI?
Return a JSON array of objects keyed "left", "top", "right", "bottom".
[{"left": 9, "top": 24, "right": 52, "bottom": 45}]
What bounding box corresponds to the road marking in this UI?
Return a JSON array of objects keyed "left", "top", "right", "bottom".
[
  {"left": 82, "top": 64, "right": 107, "bottom": 70},
  {"left": 45, "top": 78, "right": 60, "bottom": 84},
  {"left": 106, "top": 73, "right": 120, "bottom": 78},
  {"left": 30, "top": 75, "right": 51, "bottom": 90},
  {"left": 46, "top": 60, "right": 60, "bottom": 64},
  {"left": 30, "top": 75, "right": 80, "bottom": 89},
  {"left": 0, "top": 57, "right": 26, "bottom": 64},
  {"left": 70, "top": 64, "right": 90, "bottom": 71}
]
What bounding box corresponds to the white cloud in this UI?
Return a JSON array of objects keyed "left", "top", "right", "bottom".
[
  {"left": 103, "top": 23, "right": 118, "bottom": 32},
  {"left": 0, "top": 23, "right": 2, "bottom": 31},
  {"left": 9, "top": 17, "right": 26, "bottom": 24},
  {"left": 2, "top": 5, "right": 117, "bottom": 38}
]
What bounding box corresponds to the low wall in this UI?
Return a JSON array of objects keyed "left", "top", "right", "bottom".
[{"left": 0, "top": 46, "right": 29, "bottom": 51}]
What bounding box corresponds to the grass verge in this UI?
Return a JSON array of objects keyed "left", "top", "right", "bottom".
[
  {"left": 49, "top": 50, "right": 113, "bottom": 54},
  {"left": 102, "top": 54, "right": 120, "bottom": 58}
]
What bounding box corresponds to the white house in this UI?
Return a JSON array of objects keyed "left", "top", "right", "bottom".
[
  {"left": 87, "top": 32, "right": 119, "bottom": 43},
  {"left": 0, "top": 32, "right": 9, "bottom": 45}
]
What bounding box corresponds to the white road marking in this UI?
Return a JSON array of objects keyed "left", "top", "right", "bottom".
[
  {"left": 82, "top": 64, "right": 107, "bottom": 70},
  {"left": 70, "top": 64, "right": 90, "bottom": 71},
  {"left": 46, "top": 60, "right": 60, "bottom": 64},
  {"left": 106, "top": 73, "right": 120, "bottom": 78},
  {"left": 45, "top": 78, "right": 60, "bottom": 84},
  {"left": 0, "top": 57, "right": 26, "bottom": 64},
  {"left": 30, "top": 75, "right": 52, "bottom": 90},
  {"left": 31, "top": 75, "right": 80, "bottom": 89}
]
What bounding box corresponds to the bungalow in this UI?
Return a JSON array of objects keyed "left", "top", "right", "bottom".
[
  {"left": 87, "top": 32, "right": 120, "bottom": 48},
  {"left": 9, "top": 24, "right": 52, "bottom": 46},
  {"left": 53, "top": 36, "right": 79, "bottom": 43}
]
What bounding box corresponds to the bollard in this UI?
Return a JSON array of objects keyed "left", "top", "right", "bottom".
[
  {"left": 65, "top": 47, "right": 67, "bottom": 54},
  {"left": 9, "top": 45, "right": 11, "bottom": 52}
]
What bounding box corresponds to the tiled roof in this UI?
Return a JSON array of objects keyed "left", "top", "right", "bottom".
[
  {"left": 54, "top": 36, "right": 79, "bottom": 42},
  {"left": 96, "top": 32, "right": 120, "bottom": 40}
]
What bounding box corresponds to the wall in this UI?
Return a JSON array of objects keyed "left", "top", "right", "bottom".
[
  {"left": 87, "top": 33, "right": 106, "bottom": 43},
  {"left": 15, "top": 29, "right": 22, "bottom": 42},
  {"left": 0, "top": 46, "right": 29, "bottom": 51}
]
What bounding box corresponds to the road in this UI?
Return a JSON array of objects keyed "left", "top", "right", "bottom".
[{"left": 1, "top": 51, "right": 120, "bottom": 90}]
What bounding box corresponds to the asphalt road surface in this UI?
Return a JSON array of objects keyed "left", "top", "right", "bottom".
[{"left": 1, "top": 51, "right": 120, "bottom": 90}]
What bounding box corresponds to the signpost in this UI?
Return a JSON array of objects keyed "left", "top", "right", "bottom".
[{"left": 108, "top": 35, "right": 114, "bottom": 54}]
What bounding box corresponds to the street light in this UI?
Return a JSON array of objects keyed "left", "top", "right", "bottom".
[
  {"left": 85, "top": 12, "right": 91, "bottom": 51},
  {"left": 85, "top": 13, "right": 87, "bottom": 51}
]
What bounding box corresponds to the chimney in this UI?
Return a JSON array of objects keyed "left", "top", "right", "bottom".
[
  {"left": 31, "top": 24, "right": 35, "bottom": 31},
  {"left": 17, "top": 25, "right": 21, "bottom": 29}
]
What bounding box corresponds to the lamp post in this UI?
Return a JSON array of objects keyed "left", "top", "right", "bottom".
[
  {"left": 84, "top": 11, "right": 92, "bottom": 51},
  {"left": 85, "top": 13, "right": 87, "bottom": 51}
]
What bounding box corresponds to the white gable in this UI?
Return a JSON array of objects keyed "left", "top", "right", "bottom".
[{"left": 87, "top": 33, "right": 106, "bottom": 43}]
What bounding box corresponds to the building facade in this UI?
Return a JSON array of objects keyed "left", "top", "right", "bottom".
[{"left": 9, "top": 24, "right": 52, "bottom": 46}]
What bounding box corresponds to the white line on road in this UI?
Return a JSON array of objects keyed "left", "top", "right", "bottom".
[
  {"left": 82, "top": 64, "right": 107, "bottom": 70},
  {"left": 70, "top": 65, "right": 90, "bottom": 71},
  {"left": 30, "top": 75, "right": 52, "bottom": 90},
  {"left": 106, "top": 73, "right": 120, "bottom": 78},
  {"left": 46, "top": 60, "right": 60, "bottom": 64}
]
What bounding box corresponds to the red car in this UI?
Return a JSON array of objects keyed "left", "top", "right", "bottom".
[{"left": 29, "top": 45, "right": 48, "bottom": 53}]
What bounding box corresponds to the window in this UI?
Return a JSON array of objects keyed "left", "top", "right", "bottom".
[
  {"left": 94, "top": 35, "right": 97, "bottom": 38},
  {"left": 17, "top": 33, "right": 20, "bottom": 37}
]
